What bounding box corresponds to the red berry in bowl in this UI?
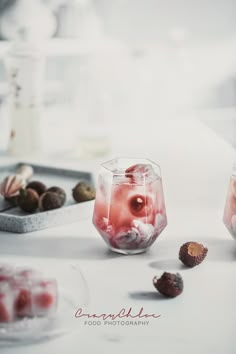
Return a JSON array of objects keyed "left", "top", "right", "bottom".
[
  {"left": 31, "top": 279, "right": 57, "bottom": 316},
  {"left": 0, "top": 302, "right": 11, "bottom": 322},
  {"left": 15, "top": 289, "right": 31, "bottom": 316},
  {"left": 34, "top": 293, "right": 54, "bottom": 309},
  {"left": 0, "top": 282, "right": 14, "bottom": 322}
]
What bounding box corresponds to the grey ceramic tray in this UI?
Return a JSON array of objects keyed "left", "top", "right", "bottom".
[{"left": 0, "top": 162, "right": 94, "bottom": 233}]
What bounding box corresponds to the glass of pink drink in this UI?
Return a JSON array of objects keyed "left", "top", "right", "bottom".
[
  {"left": 223, "top": 168, "right": 236, "bottom": 238},
  {"left": 93, "top": 158, "right": 167, "bottom": 254}
]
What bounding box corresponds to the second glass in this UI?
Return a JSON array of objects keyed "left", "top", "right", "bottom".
[
  {"left": 223, "top": 164, "right": 236, "bottom": 239},
  {"left": 93, "top": 158, "right": 167, "bottom": 254}
]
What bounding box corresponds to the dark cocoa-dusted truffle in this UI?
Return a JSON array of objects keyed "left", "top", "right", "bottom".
[
  {"left": 153, "top": 272, "right": 183, "bottom": 298},
  {"left": 47, "top": 187, "right": 66, "bottom": 206},
  {"left": 179, "top": 242, "right": 208, "bottom": 267},
  {"left": 39, "top": 192, "right": 64, "bottom": 212},
  {"left": 72, "top": 182, "right": 95, "bottom": 203},
  {"left": 18, "top": 188, "right": 39, "bottom": 213},
  {"left": 26, "top": 181, "right": 47, "bottom": 196}
]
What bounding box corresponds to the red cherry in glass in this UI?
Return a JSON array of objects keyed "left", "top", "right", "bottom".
[{"left": 129, "top": 195, "right": 146, "bottom": 216}]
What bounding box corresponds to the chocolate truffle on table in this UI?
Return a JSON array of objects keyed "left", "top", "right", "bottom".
[
  {"left": 47, "top": 186, "right": 66, "bottom": 205},
  {"left": 72, "top": 181, "right": 95, "bottom": 203},
  {"left": 179, "top": 241, "right": 208, "bottom": 267},
  {"left": 18, "top": 188, "right": 39, "bottom": 213},
  {"left": 39, "top": 192, "right": 64, "bottom": 212},
  {"left": 26, "top": 181, "right": 47, "bottom": 196},
  {"left": 153, "top": 272, "right": 183, "bottom": 298}
]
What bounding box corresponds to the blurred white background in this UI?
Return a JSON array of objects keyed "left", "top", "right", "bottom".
[{"left": 0, "top": 0, "right": 235, "bottom": 156}]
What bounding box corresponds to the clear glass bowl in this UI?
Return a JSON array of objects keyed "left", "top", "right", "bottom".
[
  {"left": 0, "top": 258, "right": 89, "bottom": 346},
  {"left": 93, "top": 158, "right": 168, "bottom": 255}
]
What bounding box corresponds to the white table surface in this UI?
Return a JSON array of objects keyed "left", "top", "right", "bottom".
[{"left": 0, "top": 118, "right": 236, "bottom": 354}]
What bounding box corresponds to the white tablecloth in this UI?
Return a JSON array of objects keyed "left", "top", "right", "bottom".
[{"left": 0, "top": 118, "right": 235, "bottom": 354}]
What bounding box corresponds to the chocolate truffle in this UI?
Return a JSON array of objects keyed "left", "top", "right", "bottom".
[
  {"left": 27, "top": 181, "right": 47, "bottom": 196},
  {"left": 72, "top": 182, "right": 95, "bottom": 203},
  {"left": 179, "top": 241, "right": 208, "bottom": 267},
  {"left": 47, "top": 187, "right": 66, "bottom": 206},
  {"left": 153, "top": 272, "right": 183, "bottom": 298},
  {"left": 39, "top": 192, "right": 64, "bottom": 212},
  {"left": 18, "top": 188, "right": 39, "bottom": 213}
]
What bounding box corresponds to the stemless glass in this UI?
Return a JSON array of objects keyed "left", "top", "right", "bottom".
[
  {"left": 223, "top": 164, "right": 236, "bottom": 239},
  {"left": 93, "top": 158, "right": 167, "bottom": 255}
]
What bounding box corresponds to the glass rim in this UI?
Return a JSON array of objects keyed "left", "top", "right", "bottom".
[{"left": 101, "top": 157, "right": 161, "bottom": 176}]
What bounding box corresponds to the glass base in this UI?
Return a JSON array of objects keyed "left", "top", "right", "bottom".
[
  {"left": 223, "top": 222, "right": 236, "bottom": 240},
  {"left": 109, "top": 246, "right": 149, "bottom": 255}
]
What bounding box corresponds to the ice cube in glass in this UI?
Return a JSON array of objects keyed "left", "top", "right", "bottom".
[
  {"left": 0, "top": 281, "right": 14, "bottom": 322},
  {"left": 31, "top": 279, "right": 58, "bottom": 317},
  {"left": 10, "top": 275, "right": 32, "bottom": 318}
]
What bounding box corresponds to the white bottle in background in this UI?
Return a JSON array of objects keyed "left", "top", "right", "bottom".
[
  {"left": 74, "top": 53, "right": 112, "bottom": 159},
  {"left": 4, "top": 30, "right": 45, "bottom": 157}
]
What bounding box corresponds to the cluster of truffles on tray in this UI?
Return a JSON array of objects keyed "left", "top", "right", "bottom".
[
  {"left": 0, "top": 264, "right": 57, "bottom": 323},
  {"left": 0, "top": 164, "right": 96, "bottom": 213}
]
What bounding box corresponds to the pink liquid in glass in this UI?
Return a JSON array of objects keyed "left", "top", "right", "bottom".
[{"left": 93, "top": 159, "right": 167, "bottom": 254}]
